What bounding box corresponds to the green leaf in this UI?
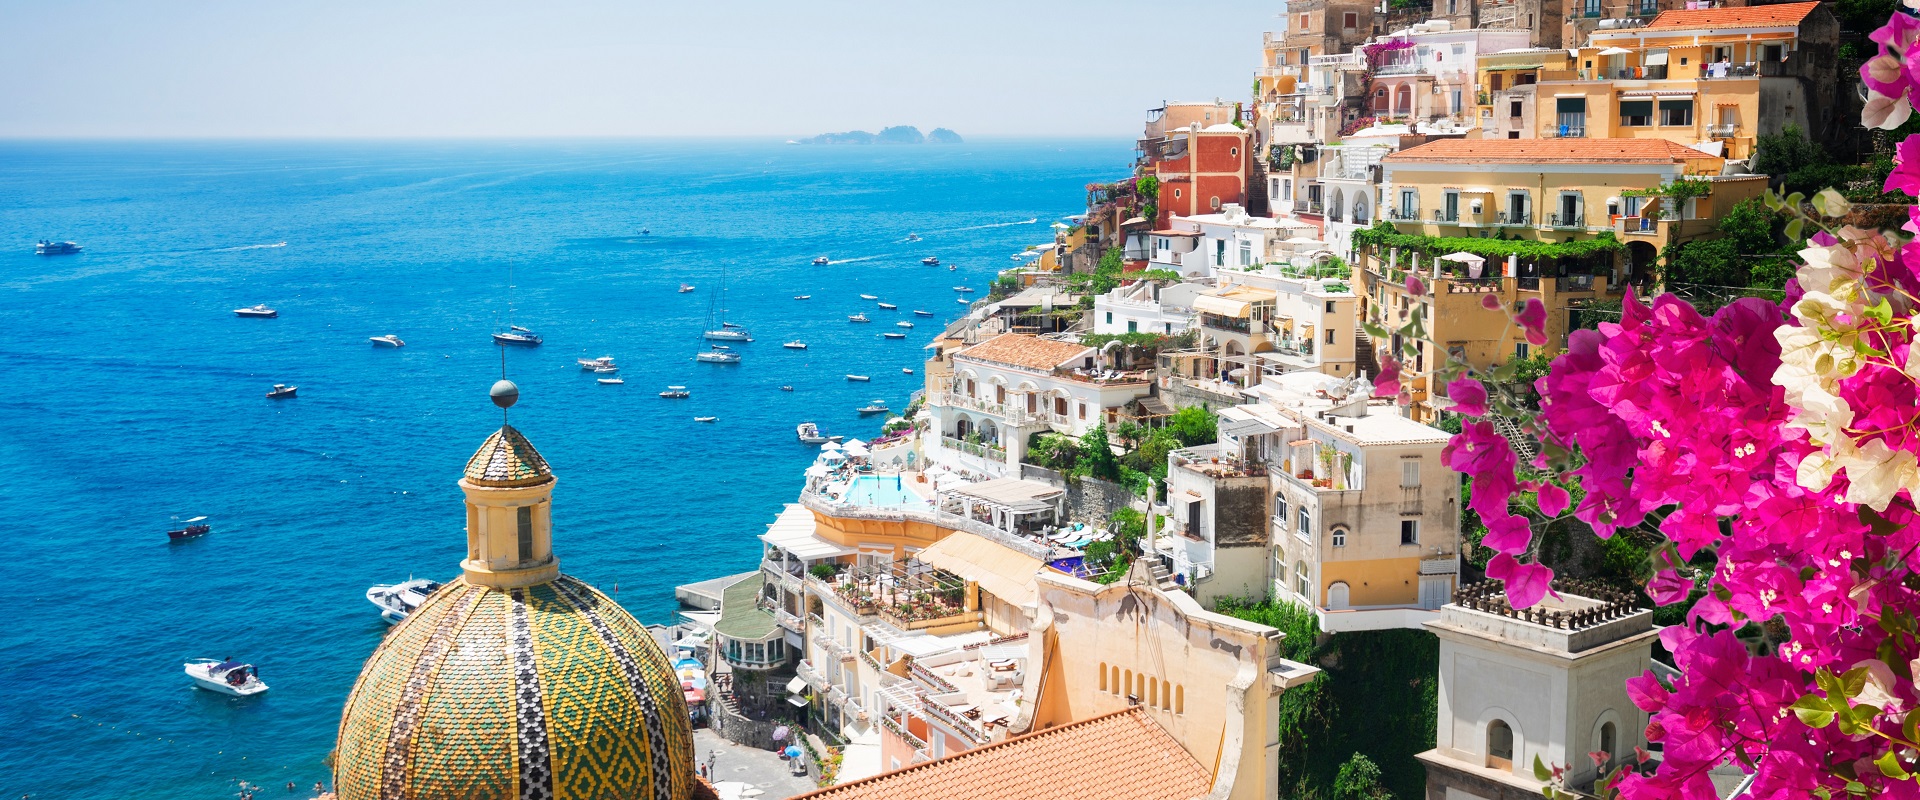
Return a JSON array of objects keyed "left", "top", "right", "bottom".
[
  {"left": 1836, "top": 704, "right": 1881, "bottom": 736},
  {"left": 1362, "top": 321, "right": 1390, "bottom": 338},
  {"left": 1845, "top": 780, "right": 1869, "bottom": 796},
  {"left": 1792, "top": 694, "right": 1837, "bottom": 728},
  {"left": 1842, "top": 666, "right": 1871, "bottom": 698},
  {"left": 1876, "top": 748, "right": 1911, "bottom": 779},
  {"left": 1867, "top": 297, "right": 1895, "bottom": 326},
  {"left": 1533, "top": 754, "right": 1552, "bottom": 782},
  {"left": 1786, "top": 218, "right": 1806, "bottom": 242}
]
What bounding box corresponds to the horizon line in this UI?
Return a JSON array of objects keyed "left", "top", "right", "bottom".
[{"left": 0, "top": 133, "right": 1138, "bottom": 143}]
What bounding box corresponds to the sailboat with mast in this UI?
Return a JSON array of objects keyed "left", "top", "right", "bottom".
[
  {"left": 702, "top": 268, "right": 751, "bottom": 342},
  {"left": 492, "top": 264, "right": 542, "bottom": 347}
]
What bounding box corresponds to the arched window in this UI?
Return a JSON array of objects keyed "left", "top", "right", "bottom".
[
  {"left": 1599, "top": 721, "right": 1617, "bottom": 764},
  {"left": 1296, "top": 561, "right": 1311, "bottom": 601},
  {"left": 1175, "top": 685, "right": 1185, "bottom": 714},
  {"left": 1149, "top": 678, "right": 1158, "bottom": 707},
  {"left": 1125, "top": 669, "right": 1135, "bottom": 698},
  {"left": 1099, "top": 662, "right": 1108, "bottom": 692},
  {"left": 1328, "top": 582, "right": 1350, "bottom": 610},
  {"left": 1488, "top": 720, "right": 1515, "bottom": 769},
  {"left": 1331, "top": 526, "right": 1347, "bottom": 547}
]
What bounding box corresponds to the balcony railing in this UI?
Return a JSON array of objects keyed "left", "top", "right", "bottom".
[
  {"left": 1544, "top": 212, "right": 1583, "bottom": 229},
  {"left": 1708, "top": 123, "right": 1740, "bottom": 136},
  {"left": 1430, "top": 209, "right": 1458, "bottom": 223},
  {"left": 1200, "top": 313, "right": 1252, "bottom": 334},
  {"left": 924, "top": 698, "right": 991, "bottom": 744},
  {"left": 1564, "top": 273, "right": 1596, "bottom": 291},
  {"left": 880, "top": 713, "right": 929, "bottom": 750},
  {"left": 1516, "top": 276, "right": 1541, "bottom": 291},
  {"left": 1386, "top": 207, "right": 1420, "bottom": 222},
  {"left": 1550, "top": 125, "right": 1587, "bottom": 138},
  {"left": 909, "top": 660, "right": 962, "bottom": 694},
  {"left": 1445, "top": 277, "right": 1503, "bottom": 294},
  {"left": 1619, "top": 216, "right": 1661, "bottom": 234},
  {"left": 940, "top": 435, "right": 1006, "bottom": 462},
  {"left": 776, "top": 608, "right": 805, "bottom": 634},
  {"left": 796, "top": 659, "right": 828, "bottom": 691},
  {"left": 859, "top": 647, "right": 886, "bottom": 673},
  {"left": 1498, "top": 211, "right": 1533, "bottom": 227}
]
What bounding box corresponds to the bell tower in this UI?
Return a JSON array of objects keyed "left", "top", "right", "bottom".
[{"left": 457, "top": 379, "right": 560, "bottom": 588}]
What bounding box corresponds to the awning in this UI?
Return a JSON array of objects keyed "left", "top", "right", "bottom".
[
  {"left": 945, "top": 478, "right": 1063, "bottom": 513},
  {"left": 1598, "top": 46, "right": 1632, "bottom": 55},
  {"left": 1621, "top": 89, "right": 1696, "bottom": 97},
  {"left": 685, "top": 687, "right": 707, "bottom": 703},
  {"left": 1221, "top": 415, "right": 1282, "bottom": 439},
  {"left": 1172, "top": 491, "right": 1203, "bottom": 508},
  {"left": 787, "top": 695, "right": 811, "bottom": 707},
  {"left": 914, "top": 531, "right": 1042, "bottom": 609},
  {"left": 760, "top": 503, "right": 856, "bottom": 560},
  {"left": 1193, "top": 294, "right": 1253, "bottom": 317},
  {"left": 1438, "top": 252, "right": 1486, "bottom": 264},
  {"left": 1137, "top": 395, "right": 1175, "bottom": 416},
  {"left": 787, "top": 676, "right": 808, "bottom": 694},
  {"left": 1644, "top": 50, "right": 1669, "bottom": 66},
  {"left": 1288, "top": 439, "right": 1316, "bottom": 447}
]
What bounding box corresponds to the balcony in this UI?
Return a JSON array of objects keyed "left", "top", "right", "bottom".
[
  {"left": 880, "top": 713, "right": 928, "bottom": 751},
  {"left": 796, "top": 659, "right": 829, "bottom": 691},
  {"left": 1708, "top": 122, "right": 1740, "bottom": 136},
  {"left": 1543, "top": 212, "right": 1584, "bottom": 229},
  {"left": 1430, "top": 209, "right": 1458, "bottom": 224},
  {"left": 923, "top": 697, "right": 991, "bottom": 744},
  {"left": 1386, "top": 207, "right": 1420, "bottom": 222},
  {"left": 940, "top": 435, "right": 1006, "bottom": 462},
  {"left": 1618, "top": 216, "right": 1662, "bottom": 235},
  {"left": 909, "top": 660, "right": 962, "bottom": 695},
  {"left": 1200, "top": 313, "right": 1252, "bottom": 334},
  {"left": 775, "top": 608, "right": 805, "bottom": 635},
  {"left": 1550, "top": 125, "right": 1587, "bottom": 139},
  {"left": 1495, "top": 211, "right": 1533, "bottom": 228},
  {"left": 1444, "top": 276, "right": 1503, "bottom": 294}
]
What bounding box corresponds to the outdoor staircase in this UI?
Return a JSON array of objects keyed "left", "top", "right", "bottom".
[
  {"left": 1354, "top": 326, "right": 1378, "bottom": 378},
  {"left": 1147, "top": 560, "right": 1182, "bottom": 593}
]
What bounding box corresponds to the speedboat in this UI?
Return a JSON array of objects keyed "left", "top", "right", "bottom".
[
  {"left": 234, "top": 304, "right": 278, "bottom": 318},
  {"left": 696, "top": 347, "right": 741, "bottom": 364},
  {"left": 266, "top": 384, "right": 297, "bottom": 399},
  {"left": 780, "top": 385, "right": 794, "bottom": 392},
  {"left": 846, "top": 374, "right": 871, "bottom": 382},
  {"left": 956, "top": 298, "right": 971, "bottom": 305},
  {"left": 906, "top": 233, "right": 921, "bottom": 242},
  {"left": 913, "top": 310, "right": 933, "bottom": 317},
  {"left": 167, "top": 516, "right": 211, "bottom": 541},
  {"left": 367, "top": 578, "right": 442, "bottom": 625},
  {"left": 797, "top": 422, "right": 828, "bottom": 444},
  {"left": 860, "top": 294, "right": 878, "bottom": 301},
  {"left": 956, "top": 286, "right": 975, "bottom": 293},
  {"left": 784, "top": 341, "right": 808, "bottom": 350},
  {"left": 184, "top": 658, "right": 268, "bottom": 696},
  {"left": 949, "top": 264, "right": 956, "bottom": 271},
  {"left": 493, "top": 325, "right": 542, "bottom": 347},
  {"left": 877, "top": 302, "right": 897, "bottom": 310},
  {"left": 35, "top": 240, "right": 81, "bottom": 255},
  {"left": 578, "top": 356, "right": 616, "bottom": 370},
  {"left": 598, "top": 377, "right": 624, "bottom": 385},
  {"left": 660, "top": 385, "right": 690, "bottom": 398},
  {"left": 921, "top": 257, "right": 939, "bottom": 266},
  {"left": 695, "top": 416, "right": 718, "bottom": 423},
  {"left": 896, "top": 321, "right": 914, "bottom": 328},
  {"left": 812, "top": 257, "right": 830, "bottom": 266},
  {"left": 592, "top": 364, "right": 619, "bottom": 374},
  {"left": 369, "top": 335, "right": 405, "bottom": 347},
  {"left": 858, "top": 401, "right": 890, "bottom": 415},
  {"left": 848, "top": 314, "right": 870, "bottom": 323},
  {"left": 794, "top": 295, "right": 811, "bottom": 300},
  {"left": 882, "top": 332, "right": 907, "bottom": 339},
  {"left": 903, "top": 368, "right": 914, "bottom": 374},
  {"left": 704, "top": 327, "right": 751, "bottom": 342},
  {"left": 679, "top": 284, "right": 696, "bottom": 293}
]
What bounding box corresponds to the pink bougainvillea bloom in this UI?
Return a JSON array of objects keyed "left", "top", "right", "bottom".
[
  {"left": 1447, "top": 376, "right": 1487, "bottom": 417},
  {"left": 1485, "top": 553, "right": 1554, "bottom": 608},
  {"left": 1405, "top": 274, "right": 1427, "bottom": 296},
  {"left": 1535, "top": 483, "right": 1570, "bottom": 517},
  {"left": 1481, "top": 294, "right": 1503, "bottom": 311},
  {"left": 1373, "top": 353, "right": 1401, "bottom": 398},
  {"left": 1514, "top": 298, "right": 1548, "bottom": 346},
  {"left": 1481, "top": 513, "right": 1533, "bottom": 556},
  {"left": 1647, "top": 569, "right": 1692, "bottom": 606},
  {"left": 1888, "top": 135, "right": 1920, "bottom": 196}
]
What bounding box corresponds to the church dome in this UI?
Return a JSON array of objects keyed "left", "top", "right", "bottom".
[{"left": 464, "top": 425, "right": 554, "bottom": 487}]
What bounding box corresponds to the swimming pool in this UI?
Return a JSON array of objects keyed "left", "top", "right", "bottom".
[{"left": 839, "top": 474, "right": 929, "bottom": 508}]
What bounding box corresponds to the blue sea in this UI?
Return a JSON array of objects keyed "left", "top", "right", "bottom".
[{"left": 0, "top": 139, "right": 1127, "bottom": 800}]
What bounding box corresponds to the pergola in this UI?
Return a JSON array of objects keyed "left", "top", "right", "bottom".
[{"left": 939, "top": 478, "right": 1065, "bottom": 538}]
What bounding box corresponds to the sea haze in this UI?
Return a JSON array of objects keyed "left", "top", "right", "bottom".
[{"left": 0, "top": 137, "right": 1129, "bottom": 800}]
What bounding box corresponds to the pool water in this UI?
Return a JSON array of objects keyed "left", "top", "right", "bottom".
[{"left": 842, "top": 474, "right": 928, "bottom": 508}]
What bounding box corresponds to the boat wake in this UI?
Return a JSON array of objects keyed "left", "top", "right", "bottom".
[
  {"left": 932, "top": 218, "right": 1040, "bottom": 234},
  {"left": 827, "top": 254, "right": 892, "bottom": 265},
  {"left": 213, "top": 242, "right": 289, "bottom": 252}
]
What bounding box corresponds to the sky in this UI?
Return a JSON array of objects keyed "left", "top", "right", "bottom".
[{"left": 0, "top": 0, "right": 1283, "bottom": 139}]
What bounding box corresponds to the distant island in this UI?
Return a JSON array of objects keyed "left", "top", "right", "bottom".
[{"left": 794, "top": 126, "right": 963, "bottom": 145}]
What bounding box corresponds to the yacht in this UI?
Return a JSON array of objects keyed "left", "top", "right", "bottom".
[
  {"left": 367, "top": 578, "right": 442, "bottom": 625},
  {"left": 659, "top": 386, "right": 690, "bottom": 398},
  {"left": 921, "top": 257, "right": 939, "bottom": 266},
  {"left": 877, "top": 302, "right": 897, "bottom": 310},
  {"left": 369, "top": 335, "right": 405, "bottom": 347},
  {"left": 913, "top": 310, "right": 933, "bottom": 317},
  {"left": 234, "top": 304, "right": 278, "bottom": 318},
  {"left": 905, "top": 233, "right": 921, "bottom": 242},
  {"left": 184, "top": 658, "right": 268, "bottom": 696},
  {"left": 882, "top": 332, "right": 907, "bottom": 339},
  {"left": 704, "top": 327, "right": 751, "bottom": 342},
  {"left": 896, "top": 321, "right": 914, "bottom": 329},
  {"left": 794, "top": 295, "right": 811, "bottom": 300},
  {"left": 696, "top": 347, "right": 741, "bottom": 364},
  {"left": 903, "top": 368, "right": 915, "bottom": 375},
  {"left": 859, "top": 294, "right": 878, "bottom": 301},
  {"left": 578, "top": 356, "right": 616, "bottom": 370},
  {"left": 956, "top": 298, "right": 971, "bottom": 305},
  {"left": 679, "top": 284, "right": 696, "bottom": 293},
  {"left": 35, "top": 240, "right": 81, "bottom": 255},
  {"left": 812, "top": 257, "right": 830, "bottom": 266},
  {"left": 848, "top": 314, "right": 870, "bottom": 323},
  {"left": 796, "top": 422, "right": 828, "bottom": 444},
  {"left": 858, "top": 400, "right": 890, "bottom": 415},
  {"left": 266, "top": 384, "right": 298, "bottom": 399},
  {"left": 492, "top": 325, "right": 542, "bottom": 347},
  {"left": 955, "top": 286, "right": 975, "bottom": 293},
  {"left": 846, "top": 374, "right": 870, "bottom": 382},
  {"left": 779, "top": 385, "right": 794, "bottom": 392},
  {"left": 592, "top": 364, "right": 619, "bottom": 374},
  {"left": 597, "top": 377, "right": 624, "bottom": 385},
  {"left": 694, "top": 416, "right": 718, "bottom": 423},
  {"left": 167, "top": 516, "right": 211, "bottom": 541},
  {"left": 783, "top": 341, "right": 808, "bottom": 350}
]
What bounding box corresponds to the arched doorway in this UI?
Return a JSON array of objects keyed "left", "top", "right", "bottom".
[
  {"left": 1329, "top": 187, "right": 1345, "bottom": 222},
  {"left": 1628, "top": 241, "right": 1659, "bottom": 287},
  {"left": 1395, "top": 85, "right": 1413, "bottom": 115},
  {"left": 1327, "top": 582, "right": 1350, "bottom": 609},
  {"left": 1353, "top": 195, "right": 1370, "bottom": 224},
  {"left": 1487, "top": 720, "right": 1515, "bottom": 769}
]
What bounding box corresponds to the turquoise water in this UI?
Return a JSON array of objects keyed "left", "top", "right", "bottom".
[
  {"left": 0, "top": 139, "right": 1127, "bottom": 799},
  {"left": 839, "top": 474, "right": 930, "bottom": 508}
]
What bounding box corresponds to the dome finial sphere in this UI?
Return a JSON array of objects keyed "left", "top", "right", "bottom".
[{"left": 490, "top": 379, "right": 519, "bottom": 409}]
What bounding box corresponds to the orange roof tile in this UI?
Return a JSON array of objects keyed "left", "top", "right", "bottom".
[
  {"left": 1643, "top": 0, "right": 1819, "bottom": 29},
  {"left": 1383, "top": 138, "right": 1719, "bottom": 165},
  {"left": 958, "top": 334, "right": 1092, "bottom": 371},
  {"left": 792, "top": 708, "right": 1213, "bottom": 800}
]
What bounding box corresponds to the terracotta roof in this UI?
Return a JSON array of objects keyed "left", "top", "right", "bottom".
[
  {"left": 1643, "top": 0, "right": 1819, "bottom": 29},
  {"left": 958, "top": 334, "right": 1091, "bottom": 371},
  {"left": 462, "top": 424, "right": 554, "bottom": 487},
  {"left": 791, "top": 708, "right": 1213, "bottom": 800},
  {"left": 1383, "top": 138, "right": 1718, "bottom": 165}
]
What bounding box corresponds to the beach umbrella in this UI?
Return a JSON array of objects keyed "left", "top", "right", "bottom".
[{"left": 772, "top": 725, "right": 790, "bottom": 741}]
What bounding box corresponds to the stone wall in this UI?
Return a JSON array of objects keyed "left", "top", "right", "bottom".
[
  {"left": 711, "top": 693, "right": 783, "bottom": 750},
  {"left": 1019, "top": 465, "right": 1135, "bottom": 526},
  {"left": 1161, "top": 380, "right": 1243, "bottom": 413},
  {"left": 1215, "top": 482, "right": 1270, "bottom": 548}
]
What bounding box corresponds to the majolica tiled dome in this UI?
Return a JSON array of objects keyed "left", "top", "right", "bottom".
[
  {"left": 464, "top": 425, "right": 555, "bottom": 488},
  {"left": 333, "top": 576, "right": 695, "bottom": 800}
]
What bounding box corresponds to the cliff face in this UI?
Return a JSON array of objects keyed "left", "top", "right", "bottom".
[{"left": 797, "top": 126, "right": 962, "bottom": 145}]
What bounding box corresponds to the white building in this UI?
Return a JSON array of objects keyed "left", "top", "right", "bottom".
[
  {"left": 1092, "top": 279, "right": 1202, "bottom": 336},
  {"left": 1148, "top": 204, "right": 1318, "bottom": 280},
  {"left": 1184, "top": 263, "right": 1360, "bottom": 396},
  {"left": 924, "top": 334, "right": 1154, "bottom": 478}
]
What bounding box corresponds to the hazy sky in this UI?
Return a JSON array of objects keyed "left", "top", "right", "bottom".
[{"left": 0, "top": 0, "right": 1282, "bottom": 139}]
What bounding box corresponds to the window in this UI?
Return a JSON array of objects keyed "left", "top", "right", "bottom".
[
  {"left": 1298, "top": 507, "right": 1312, "bottom": 533},
  {"left": 1516, "top": 342, "right": 1530, "bottom": 359},
  {"left": 1488, "top": 721, "right": 1515, "bottom": 768},
  {"left": 1325, "top": 328, "right": 1335, "bottom": 344},
  {"left": 1506, "top": 191, "right": 1528, "bottom": 225},
  {"left": 1214, "top": 239, "right": 1226, "bottom": 266},
  {"left": 1761, "top": 42, "right": 1784, "bottom": 61},
  {"left": 1077, "top": 402, "right": 1086, "bottom": 420},
  {"left": 1658, "top": 99, "right": 1693, "bottom": 126},
  {"left": 1600, "top": 722, "right": 1617, "bottom": 763},
  {"left": 1127, "top": 320, "right": 1138, "bottom": 333},
  {"left": 1401, "top": 459, "right": 1421, "bottom": 488},
  {"left": 1620, "top": 100, "right": 1653, "bottom": 127},
  {"left": 516, "top": 505, "right": 534, "bottom": 562},
  {"left": 1275, "top": 495, "right": 1289, "bottom": 527},
  {"left": 1332, "top": 527, "right": 1346, "bottom": 547},
  {"left": 1443, "top": 189, "right": 1459, "bottom": 222},
  {"left": 1104, "top": 312, "right": 1113, "bottom": 324},
  {"left": 1054, "top": 396, "right": 1067, "bottom": 416},
  {"left": 1555, "top": 97, "right": 1586, "bottom": 136},
  {"left": 1230, "top": 147, "right": 1238, "bottom": 157},
  {"left": 1397, "top": 189, "right": 1417, "bottom": 219},
  {"left": 1324, "top": 301, "right": 1335, "bottom": 313},
  {"left": 1238, "top": 240, "right": 1252, "bottom": 267},
  {"left": 1343, "top": 11, "right": 1358, "bottom": 28},
  {"left": 1295, "top": 561, "right": 1311, "bottom": 599},
  {"left": 1099, "top": 662, "right": 1108, "bottom": 691},
  {"left": 1509, "top": 100, "right": 1523, "bottom": 118},
  {"left": 1401, "top": 519, "right": 1419, "bottom": 545}
]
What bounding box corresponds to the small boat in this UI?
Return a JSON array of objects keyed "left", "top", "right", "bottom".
[
  {"left": 882, "top": 333, "right": 907, "bottom": 340},
  {"left": 184, "top": 658, "right": 268, "bottom": 696},
  {"left": 812, "top": 257, "right": 830, "bottom": 266},
  {"left": 848, "top": 314, "right": 871, "bottom": 323},
  {"left": 858, "top": 401, "right": 890, "bottom": 415},
  {"left": 906, "top": 233, "right": 921, "bottom": 242},
  {"left": 696, "top": 347, "right": 741, "bottom": 364},
  {"left": 956, "top": 298, "right": 971, "bottom": 305},
  {"left": 903, "top": 368, "right": 915, "bottom": 374},
  {"left": 35, "top": 240, "right": 81, "bottom": 255},
  {"left": 593, "top": 364, "right": 619, "bottom": 374},
  {"left": 860, "top": 294, "right": 878, "bottom": 301},
  {"left": 797, "top": 422, "right": 829, "bottom": 444},
  {"left": 896, "top": 321, "right": 914, "bottom": 329},
  {"left": 578, "top": 356, "right": 616, "bottom": 370},
  {"left": 369, "top": 334, "right": 405, "bottom": 347},
  {"left": 367, "top": 578, "right": 443, "bottom": 625},
  {"left": 660, "top": 386, "right": 690, "bottom": 398},
  {"left": 679, "top": 284, "right": 696, "bottom": 293},
  {"left": 641, "top": 228, "right": 651, "bottom": 236},
  {"left": 922, "top": 257, "right": 939, "bottom": 266},
  {"left": 913, "top": 310, "right": 933, "bottom": 317},
  {"left": 794, "top": 295, "right": 811, "bottom": 300},
  {"left": 784, "top": 341, "right": 808, "bottom": 350},
  {"left": 956, "top": 287, "right": 975, "bottom": 293},
  {"left": 877, "top": 302, "right": 897, "bottom": 310},
  {"left": 780, "top": 385, "right": 794, "bottom": 392},
  {"left": 704, "top": 327, "right": 751, "bottom": 342},
  {"left": 493, "top": 325, "right": 542, "bottom": 347},
  {"left": 722, "top": 321, "right": 745, "bottom": 329},
  {"left": 234, "top": 304, "right": 278, "bottom": 318},
  {"left": 695, "top": 416, "right": 718, "bottom": 423},
  {"left": 167, "top": 516, "right": 212, "bottom": 541},
  {"left": 266, "top": 384, "right": 298, "bottom": 399},
  {"left": 846, "top": 374, "right": 871, "bottom": 382},
  {"left": 598, "top": 378, "right": 624, "bottom": 385},
  {"left": 949, "top": 264, "right": 956, "bottom": 271},
  {"left": 827, "top": 435, "right": 845, "bottom": 443}
]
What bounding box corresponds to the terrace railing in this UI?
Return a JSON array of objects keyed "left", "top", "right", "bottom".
[{"left": 797, "top": 493, "right": 1053, "bottom": 560}]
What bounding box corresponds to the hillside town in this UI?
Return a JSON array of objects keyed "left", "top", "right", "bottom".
[{"left": 657, "top": 1, "right": 1882, "bottom": 798}]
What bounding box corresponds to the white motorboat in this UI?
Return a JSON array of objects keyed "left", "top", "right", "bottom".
[
  {"left": 784, "top": 341, "right": 808, "bottom": 350},
  {"left": 846, "top": 374, "right": 871, "bottom": 382},
  {"left": 955, "top": 286, "right": 975, "bottom": 293},
  {"left": 877, "top": 302, "right": 897, "bottom": 310},
  {"left": 695, "top": 416, "right": 718, "bottom": 423},
  {"left": 369, "top": 334, "right": 405, "bottom": 347},
  {"left": 858, "top": 400, "right": 890, "bottom": 415},
  {"left": 679, "top": 284, "right": 696, "bottom": 293},
  {"left": 266, "top": 384, "right": 298, "bottom": 399},
  {"left": 882, "top": 332, "right": 906, "bottom": 339},
  {"left": 903, "top": 368, "right": 915, "bottom": 374},
  {"left": 848, "top": 314, "right": 870, "bottom": 323},
  {"left": 367, "top": 578, "right": 443, "bottom": 625},
  {"left": 578, "top": 356, "right": 616, "bottom": 370},
  {"left": 696, "top": 347, "right": 741, "bottom": 363},
  {"left": 794, "top": 295, "right": 811, "bottom": 300},
  {"left": 184, "top": 658, "right": 269, "bottom": 696},
  {"left": 598, "top": 377, "right": 624, "bottom": 385},
  {"left": 921, "top": 257, "right": 939, "bottom": 266},
  {"left": 780, "top": 385, "right": 794, "bottom": 392},
  {"left": 949, "top": 264, "right": 956, "bottom": 271},
  {"left": 660, "top": 385, "right": 690, "bottom": 398},
  {"left": 906, "top": 233, "right": 921, "bottom": 242},
  {"left": 812, "top": 257, "right": 830, "bottom": 265},
  {"left": 797, "top": 422, "right": 829, "bottom": 444},
  {"left": 896, "top": 321, "right": 914, "bottom": 328},
  {"left": 234, "top": 304, "right": 278, "bottom": 318},
  {"left": 956, "top": 298, "right": 971, "bottom": 305},
  {"left": 913, "top": 310, "right": 933, "bottom": 317},
  {"left": 860, "top": 294, "right": 878, "bottom": 301}
]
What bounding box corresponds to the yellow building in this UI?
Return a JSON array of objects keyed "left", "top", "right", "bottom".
[
  {"left": 1534, "top": 1, "right": 1840, "bottom": 160},
  {"left": 1474, "top": 48, "right": 1573, "bottom": 140}
]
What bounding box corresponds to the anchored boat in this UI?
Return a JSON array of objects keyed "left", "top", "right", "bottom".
[
  {"left": 184, "top": 658, "right": 268, "bottom": 696},
  {"left": 367, "top": 578, "right": 442, "bottom": 625}
]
